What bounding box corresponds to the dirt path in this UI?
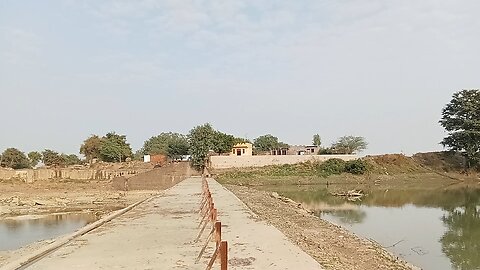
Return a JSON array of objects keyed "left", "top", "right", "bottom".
[{"left": 225, "top": 184, "right": 418, "bottom": 270}]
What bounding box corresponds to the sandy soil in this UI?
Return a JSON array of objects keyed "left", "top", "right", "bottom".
[
  {"left": 225, "top": 184, "right": 418, "bottom": 270},
  {"left": 0, "top": 179, "right": 158, "bottom": 218}
]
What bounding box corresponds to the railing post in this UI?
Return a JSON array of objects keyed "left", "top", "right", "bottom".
[
  {"left": 220, "top": 241, "right": 228, "bottom": 270},
  {"left": 215, "top": 221, "right": 221, "bottom": 248}
]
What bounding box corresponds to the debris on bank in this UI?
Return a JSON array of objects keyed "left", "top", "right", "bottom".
[
  {"left": 330, "top": 189, "right": 365, "bottom": 201},
  {"left": 269, "top": 192, "right": 314, "bottom": 214}
]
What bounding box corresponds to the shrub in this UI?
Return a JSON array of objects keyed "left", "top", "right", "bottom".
[
  {"left": 318, "top": 147, "right": 336, "bottom": 155},
  {"left": 345, "top": 159, "right": 369, "bottom": 175},
  {"left": 319, "top": 158, "right": 346, "bottom": 175}
]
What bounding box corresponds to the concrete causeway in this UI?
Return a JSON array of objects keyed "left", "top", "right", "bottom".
[{"left": 25, "top": 177, "right": 323, "bottom": 269}]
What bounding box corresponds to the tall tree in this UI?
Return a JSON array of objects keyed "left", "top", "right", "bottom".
[
  {"left": 212, "top": 131, "right": 235, "bottom": 154},
  {"left": 142, "top": 132, "right": 189, "bottom": 159},
  {"left": 28, "top": 151, "right": 42, "bottom": 167},
  {"left": 61, "top": 154, "right": 83, "bottom": 166},
  {"left": 253, "top": 134, "right": 288, "bottom": 152},
  {"left": 166, "top": 135, "right": 190, "bottom": 160},
  {"left": 188, "top": 123, "right": 216, "bottom": 170},
  {"left": 440, "top": 89, "right": 480, "bottom": 169},
  {"left": 332, "top": 136, "right": 368, "bottom": 154},
  {"left": 1, "top": 148, "right": 31, "bottom": 169},
  {"left": 80, "top": 135, "right": 103, "bottom": 162},
  {"left": 42, "top": 149, "right": 64, "bottom": 166},
  {"left": 313, "top": 134, "right": 321, "bottom": 147},
  {"left": 99, "top": 132, "right": 133, "bottom": 162}
]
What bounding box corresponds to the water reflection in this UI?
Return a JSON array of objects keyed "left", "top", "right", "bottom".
[
  {"left": 0, "top": 212, "right": 97, "bottom": 251},
  {"left": 266, "top": 184, "right": 480, "bottom": 270},
  {"left": 440, "top": 189, "right": 480, "bottom": 270},
  {"left": 327, "top": 210, "right": 366, "bottom": 224}
]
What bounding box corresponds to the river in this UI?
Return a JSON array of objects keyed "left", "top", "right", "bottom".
[
  {"left": 0, "top": 212, "right": 97, "bottom": 251},
  {"left": 266, "top": 184, "right": 480, "bottom": 270}
]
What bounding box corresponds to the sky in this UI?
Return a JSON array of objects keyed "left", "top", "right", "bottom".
[{"left": 1, "top": 0, "right": 479, "bottom": 156}]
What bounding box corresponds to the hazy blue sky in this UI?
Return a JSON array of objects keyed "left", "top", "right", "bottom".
[{"left": 1, "top": 1, "right": 479, "bottom": 156}]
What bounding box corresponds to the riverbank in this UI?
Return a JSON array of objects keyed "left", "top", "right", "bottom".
[
  {"left": 224, "top": 184, "right": 417, "bottom": 270},
  {"left": 0, "top": 179, "right": 157, "bottom": 218}
]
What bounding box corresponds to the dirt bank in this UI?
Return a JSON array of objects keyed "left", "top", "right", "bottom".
[
  {"left": 0, "top": 179, "right": 156, "bottom": 218},
  {"left": 225, "top": 184, "right": 417, "bottom": 270}
]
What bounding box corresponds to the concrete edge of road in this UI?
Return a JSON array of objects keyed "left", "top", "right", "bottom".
[{"left": 2, "top": 193, "right": 165, "bottom": 270}]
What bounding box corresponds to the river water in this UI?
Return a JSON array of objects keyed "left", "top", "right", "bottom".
[
  {"left": 267, "top": 184, "right": 480, "bottom": 270},
  {"left": 0, "top": 212, "right": 97, "bottom": 251}
]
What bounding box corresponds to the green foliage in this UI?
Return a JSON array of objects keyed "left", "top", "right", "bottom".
[
  {"left": 253, "top": 134, "right": 288, "bottom": 152},
  {"left": 313, "top": 134, "right": 321, "bottom": 147},
  {"left": 212, "top": 131, "right": 235, "bottom": 154},
  {"left": 188, "top": 123, "right": 216, "bottom": 170},
  {"left": 142, "top": 132, "right": 189, "bottom": 159},
  {"left": 166, "top": 135, "right": 190, "bottom": 160},
  {"left": 80, "top": 135, "right": 103, "bottom": 161},
  {"left": 318, "top": 147, "right": 335, "bottom": 155},
  {"left": 345, "top": 159, "right": 369, "bottom": 175},
  {"left": 0, "top": 148, "right": 31, "bottom": 169},
  {"left": 100, "top": 132, "right": 132, "bottom": 162},
  {"left": 440, "top": 89, "right": 480, "bottom": 169},
  {"left": 234, "top": 137, "right": 251, "bottom": 144},
  {"left": 318, "top": 158, "right": 346, "bottom": 175},
  {"left": 332, "top": 136, "right": 368, "bottom": 154},
  {"left": 61, "top": 154, "right": 83, "bottom": 166},
  {"left": 219, "top": 158, "right": 370, "bottom": 181},
  {"left": 27, "top": 151, "right": 42, "bottom": 167},
  {"left": 42, "top": 149, "right": 64, "bottom": 166}
]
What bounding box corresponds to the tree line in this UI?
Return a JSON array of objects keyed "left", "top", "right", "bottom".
[
  {"left": 0, "top": 126, "right": 368, "bottom": 170},
  {"left": 2, "top": 89, "right": 475, "bottom": 172},
  {"left": 0, "top": 148, "right": 82, "bottom": 169}
]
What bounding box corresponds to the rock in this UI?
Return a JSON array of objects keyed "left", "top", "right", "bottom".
[
  {"left": 10, "top": 196, "right": 20, "bottom": 206},
  {"left": 0, "top": 206, "right": 12, "bottom": 216},
  {"left": 270, "top": 192, "right": 280, "bottom": 199},
  {"left": 55, "top": 198, "right": 71, "bottom": 204}
]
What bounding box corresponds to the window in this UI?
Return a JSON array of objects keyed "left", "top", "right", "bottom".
[{"left": 242, "top": 149, "right": 245, "bottom": 154}]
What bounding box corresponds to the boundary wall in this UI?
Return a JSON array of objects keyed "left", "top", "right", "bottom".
[
  {"left": 209, "top": 154, "right": 357, "bottom": 169},
  {"left": 0, "top": 168, "right": 149, "bottom": 183}
]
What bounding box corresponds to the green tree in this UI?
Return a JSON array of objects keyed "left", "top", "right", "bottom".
[
  {"left": 188, "top": 123, "right": 216, "bottom": 170},
  {"left": 142, "top": 132, "right": 189, "bottom": 159},
  {"left": 27, "top": 151, "right": 42, "bottom": 167},
  {"left": 100, "top": 132, "right": 133, "bottom": 162},
  {"left": 42, "top": 149, "right": 64, "bottom": 166},
  {"left": 0, "top": 148, "right": 31, "bottom": 169},
  {"left": 332, "top": 136, "right": 368, "bottom": 154},
  {"left": 80, "top": 135, "right": 103, "bottom": 162},
  {"left": 212, "top": 131, "right": 235, "bottom": 154},
  {"left": 313, "top": 134, "right": 321, "bottom": 147},
  {"left": 440, "top": 89, "right": 480, "bottom": 169},
  {"left": 253, "top": 134, "right": 288, "bottom": 152},
  {"left": 166, "top": 135, "right": 190, "bottom": 160},
  {"left": 61, "top": 154, "right": 83, "bottom": 166}
]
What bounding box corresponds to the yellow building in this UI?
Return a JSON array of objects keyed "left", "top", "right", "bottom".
[{"left": 230, "top": 143, "right": 253, "bottom": 156}]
